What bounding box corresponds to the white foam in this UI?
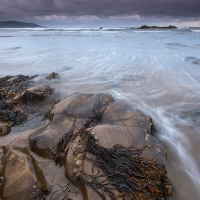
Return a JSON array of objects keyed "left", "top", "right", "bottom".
[{"left": 191, "top": 30, "right": 200, "bottom": 32}]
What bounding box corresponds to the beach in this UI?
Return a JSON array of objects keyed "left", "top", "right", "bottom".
[{"left": 0, "top": 27, "right": 200, "bottom": 199}]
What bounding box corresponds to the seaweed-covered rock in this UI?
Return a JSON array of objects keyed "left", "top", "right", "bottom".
[
  {"left": 0, "top": 75, "right": 36, "bottom": 101},
  {"left": 62, "top": 98, "right": 167, "bottom": 200},
  {"left": 3, "top": 149, "right": 47, "bottom": 200},
  {"left": 0, "top": 75, "right": 54, "bottom": 129},
  {"left": 12, "top": 83, "right": 54, "bottom": 103}
]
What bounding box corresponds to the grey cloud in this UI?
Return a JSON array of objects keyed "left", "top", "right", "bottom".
[{"left": 0, "top": 0, "right": 200, "bottom": 20}]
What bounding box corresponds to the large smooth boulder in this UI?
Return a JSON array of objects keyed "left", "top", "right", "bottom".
[
  {"left": 29, "top": 129, "right": 61, "bottom": 159},
  {"left": 3, "top": 149, "right": 47, "bottom": 200}
]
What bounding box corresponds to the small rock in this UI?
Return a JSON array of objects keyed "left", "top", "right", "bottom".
[
  {"left": 0, "top": 123, "right": 12, "bottom": 136},
  {"left": 45, "top": 72, "right": 60, "bottom": 80}
]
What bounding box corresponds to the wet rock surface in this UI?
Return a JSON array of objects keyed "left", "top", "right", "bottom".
[
  {"left": 3, "top": 149, "right": 47, "bottom": 200},
  {"left": 29, "top": 129, "right": 61, "bottom": 159},
  {"left": 0, "top": 123, "right": 12, "bottom": 136},
  {"left": 0, "top": 74, "right": 173, "bottom": 200}
]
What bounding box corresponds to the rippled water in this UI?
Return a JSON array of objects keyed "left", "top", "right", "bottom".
[{"left": 0, "top": 27, "right": 200, "bottom": 199}]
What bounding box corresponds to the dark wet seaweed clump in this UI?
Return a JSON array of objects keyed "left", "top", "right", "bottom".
[{"left": 52, "top": 111, "right": 173, "bottom": 200}]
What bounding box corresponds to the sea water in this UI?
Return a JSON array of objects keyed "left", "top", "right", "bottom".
[{"left": 0, "top": 27, "right": 200, "bottom": 199}]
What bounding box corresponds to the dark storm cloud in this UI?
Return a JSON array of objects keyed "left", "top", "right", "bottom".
[{"left": 0, "top": 0, "right": 200, "bottom": 20}]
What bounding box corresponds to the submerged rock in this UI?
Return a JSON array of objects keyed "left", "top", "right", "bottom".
[
  {"left": 180, "top": 109, "right": 200, "bottom": 126},
  {"left": 185, "top": 56, "right": 200, "bottom": 65}
]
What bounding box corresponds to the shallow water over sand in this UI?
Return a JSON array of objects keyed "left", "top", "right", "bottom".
[{"left": 0, "top": 27, "right": 200, "bottom": 199}]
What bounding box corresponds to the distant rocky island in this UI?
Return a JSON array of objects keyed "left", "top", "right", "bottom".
[
  {"left": 0, "top": 21, "right": 44, "bottom": 28},
  {"left": 138, "top": 25, "right": 177, "bottom": 29}
]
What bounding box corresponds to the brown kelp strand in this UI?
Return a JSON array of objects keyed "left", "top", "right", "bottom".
[
  {"left": 52, "top": 110, "right": 104, "bottom": 166},
  {"left": 33, "top": 182, "right": 78, "bottom": 200},
  {"left": 84, "top": 110, "right": 105, "bottom": 128},
  {"left": 33, "top": 187, "right": 49, "bottom": 200},
  {"left": 52, "top": 120, "right": 76, "bottom": 165},
  {"left": 84, "top": 138, "right": 173, "bottom": 199},
  {"left": 52, "top": 110, "right": 173, "bottom": 200}
]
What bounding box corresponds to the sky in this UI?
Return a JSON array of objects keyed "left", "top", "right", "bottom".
[{"left": 0, "top": 0, "right": 200, "bottom": 27}]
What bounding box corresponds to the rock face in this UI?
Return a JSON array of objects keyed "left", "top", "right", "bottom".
[{"left": 3, "top": 149, "right": 47, "bottom": 200}]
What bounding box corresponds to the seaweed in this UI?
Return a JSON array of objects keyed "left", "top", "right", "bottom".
[
  {"left": 0, "top": 75, "right": 38, "bottom": 126},
  {"left": 0, "top": 101, "right": 27, "bottom": 126},
  {"left": 0, "top": 75, "right": 37, "bottom": 101},
  {"left": 52, "top": 119, "right": 76, "bottom": 165},
  {"left": 52, "top": 111, "right": 173, "bottom": 200},
  {"left": 33, "top": 187, "right": 49, "bottom": 200}
]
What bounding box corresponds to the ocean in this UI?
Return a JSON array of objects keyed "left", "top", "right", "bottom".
[{"left": 1, "top": 27, "right": 200, "bottom": 199}]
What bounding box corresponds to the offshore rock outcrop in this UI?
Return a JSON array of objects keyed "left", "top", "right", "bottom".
[
  {"left": 138, "top": 25, "right": 177, "bottom": 29},
  {"left": 0, "top": 73, "right": 173, "bottom": 200}
]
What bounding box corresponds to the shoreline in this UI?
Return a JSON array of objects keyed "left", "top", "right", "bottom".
[{"left": 0, "top": 73, "right": 173, "bottom": 200}]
